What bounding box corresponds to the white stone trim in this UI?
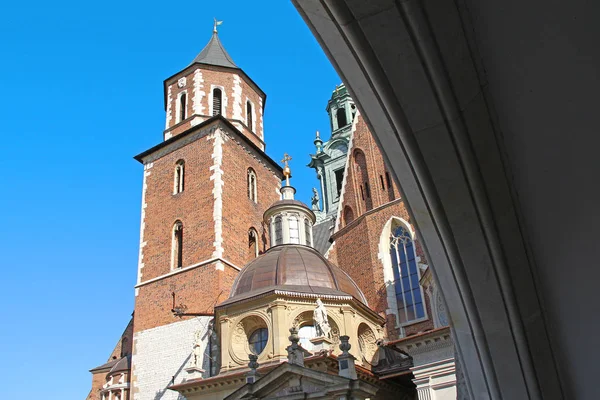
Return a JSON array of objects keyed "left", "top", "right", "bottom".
[
  {"left": 258, "top": 96, "right": 264, "bottom": 139},
  {"left": 165, "top": 85, "right": 173, "bottom": 130},
  {"left": 135, "top": 257, "right": 242, "bottom": 289},
  {"left": 135, "top": 162, "right": 153, "bottom": 296},
  {"left": 192, "top": 68, "right": 206, "bottom": 116},
  {"left": 209, "top": 129, "right": 226, "bottom": 269},
  {"left": 232, "top": 74, "right": 243, "bottom": 121}
]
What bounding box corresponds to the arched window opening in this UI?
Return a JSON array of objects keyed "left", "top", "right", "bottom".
[
  {"left": 334, "top": 168, "right": 344, "bottom": 198},
  {"left": 343, "top": 206, "right": 354, "bottom": 226},
  {"left": 212, "top": 88, "right": 222, "bottom": 116},
  {"left": 174, "top": 160, "right": 185, "bottom": 194},
  {"left": 298, "top": 325, "right": 316, "bottom": 351},
  {"left": 246, "top": 101, "right": 253, "bottom": 132},
  {"left": 289, "top": 215, "right": 300, "bottom": 244},
  {"left": 354, "top": 149, "right": 372, "bottom": 211},
  {"left": 304, "top": 218, "right": 311, "bottom": 245},
  {"left": 380, "top": 175, "right": 385, "bottom": 190},
  {"left": 172, "top": 221, "right": 184, "bottom": 269},
  {"left": 179, "top": 92, "right": 187, "bottom": 122},
  {"left": 248, "top": 328, "right": 268, "bottom": 355},
  {"left": 336, "top": 107, "right": 347, "bottom": 128},
  {"left": 390, "top": 224, "right": 425, "bottom": 324},
  {"left": 274, "top": 216, "right": 283, "bottom": 246},
  {"left": 248, "top": 228, "right": 258, "bottom": 259},
  {"left": 247, "top": 168, "right": 257, "bottom": 202}
]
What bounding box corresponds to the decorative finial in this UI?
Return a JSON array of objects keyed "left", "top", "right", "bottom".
[
  {"left": 314, "top": 130, "right": 323, "bottom": 153},
  {"left": 281, "top": 153, "right": 292, "bottom": 186},
  {"left": 213, "top": 18, "right": 223, "bottom": 34}
]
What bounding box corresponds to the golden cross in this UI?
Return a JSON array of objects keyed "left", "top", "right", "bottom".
[{"left": 281, "top": 153, "right": 292, "bottom": 167}]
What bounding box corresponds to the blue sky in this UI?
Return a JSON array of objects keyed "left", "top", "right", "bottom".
[{"left": 0, "top": 1, "right": 339, "bottom": 398}]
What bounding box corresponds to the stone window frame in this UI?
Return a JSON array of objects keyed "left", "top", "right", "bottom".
[
  {"left": 173, "top": 160, "right": 185, "bottom": 195},
  {"left": 245, "top": 98, "right": 255, "bottom": 133},
  {"left": 379, "top": 217, "right": 429, "bottom": 330},
  {"left": 247, "top": 168, "right": 257, "bottom": 203},
  {"left": 209, "top": 85, "right": 227, "bottom": 117},
  {"left": 171, "top": 220, "right": 184, "bottom": 270},
  {"left": 176, "top": 90, "right": 188, "bottom": 123}
]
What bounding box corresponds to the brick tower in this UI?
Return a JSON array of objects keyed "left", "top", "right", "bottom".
[{"left": 130, "top": 24, "right": 283, "bottom": 400}]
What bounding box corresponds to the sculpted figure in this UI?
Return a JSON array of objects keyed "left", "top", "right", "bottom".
[
  {"left": 311, "top": 188, "right": 320, "bottom": 211},
  {"left": 191, "top": 330, "right": 203, "bottom": 368},
  {"left": 313, "top": 298, "right": 331, "bottom": 338}
]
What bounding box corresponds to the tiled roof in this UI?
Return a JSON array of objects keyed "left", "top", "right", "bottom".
[
  {"left": 312, "top": 219, "right": 334, "bottom": 255},
  {"left": 190, "top": 32, "right": 238, "bottom": 69}
]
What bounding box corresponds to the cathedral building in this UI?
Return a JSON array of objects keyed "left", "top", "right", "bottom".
[{"left": 87, "top": 26, "right": 456, "bottom": 400}]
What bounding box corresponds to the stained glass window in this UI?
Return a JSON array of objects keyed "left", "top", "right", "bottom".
[{"left": 390, "top": 225, "right": 425, "bottom": 324}]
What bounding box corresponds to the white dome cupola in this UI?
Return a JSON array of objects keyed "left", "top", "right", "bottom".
[{"left": 264, "top": 154, "right": 316, "bottom": 247}]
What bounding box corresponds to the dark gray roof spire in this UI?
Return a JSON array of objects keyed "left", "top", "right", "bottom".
[{"left": 190, "top": 23, "right": 238, "bottom": 69}]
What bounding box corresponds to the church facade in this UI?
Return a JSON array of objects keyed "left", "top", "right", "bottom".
[{"left": 87, "top": 26, "right": 456, "bottom": 400}]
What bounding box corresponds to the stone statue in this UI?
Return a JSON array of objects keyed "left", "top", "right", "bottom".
[
  {"left": 190, "top": 330, "right": 203, "bottom": 368},
  {"left": 311, "top": 188, "right": 320, "bottom": 211},
  {"left": 313, "top": 298, "right": 331, "bottom": 338}
]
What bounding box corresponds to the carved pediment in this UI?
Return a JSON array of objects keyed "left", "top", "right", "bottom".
[{"left": 225, "top": 363, "right": 375, "bottom": 400}]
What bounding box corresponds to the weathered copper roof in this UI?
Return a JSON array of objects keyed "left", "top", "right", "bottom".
[{"left": 220, "top": 245, "right": 367, "bottom": 306}]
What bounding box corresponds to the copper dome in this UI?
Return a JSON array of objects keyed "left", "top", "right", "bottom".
[{"left": 220, "top": 245, "right": 367, "bottom": 306}]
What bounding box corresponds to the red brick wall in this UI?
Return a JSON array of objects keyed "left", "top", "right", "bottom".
[
  {"left": 330, "top": 116, "right": 434, "bottom": 339},
  {"left": 140, "top": 137, "right": 215, "bottom": 282},
  {"left": 133, "top": 262, "right": 227, "bottom": 332},
  {"left": 164, "top": 66, "right": 265, "bottom": 149},
  {"left": 134, "top": 121, "right": 282, "bottom": 333},
  {"left": 220, "top": 137, "right": 281, "bottom": 268}
]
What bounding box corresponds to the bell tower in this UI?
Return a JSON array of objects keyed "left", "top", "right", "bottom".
[
  {"left": 130, "top": 24, "right": 283, "bottom": 400},
  {"left": 308, "top": 84, "right": 356, "bottom": 222}
]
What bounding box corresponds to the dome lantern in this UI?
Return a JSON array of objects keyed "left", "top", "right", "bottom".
[{"left": 264, "top": 154, "right": 316, "bottom": 248}]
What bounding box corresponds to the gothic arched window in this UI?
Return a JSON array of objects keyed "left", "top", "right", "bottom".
[
  {"left": 172, "top": 221, "right": 184, "bottom": 269},
  {"left": 212, "top": 88, "right": 222, "bottom": 116},
  {"left": 274, "top": 216, "right": 283, "bottom": 245},
  {"left": 336, "top": 107, "right": 347, "bottom": 128},
  {"left": 247, "top": 168, "right": 257, "bottom": 202},
  {"left": 174, "top": 160, "right": 185, "bottom": 194},
  {"left": 304, "top": 218, "right": 311, "bottom": 245},
  {"left": 246, "top": 101, "right": 254, "bottom": 132},
  {"left": 390, "top": 224, "right": 425, "bottom": 324},
  {"left": 248, "top": 228, "right": 258, "bottom": 259},
  {"left": 179, "top": 92, "right": 187, "bottom": 122}
]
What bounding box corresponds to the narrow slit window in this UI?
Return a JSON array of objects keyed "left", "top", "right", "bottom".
[
  {"left": 247, "top": 168, "right": 257, "bottom": 202},
  {"left": 249, "top": 228, "right": 258, "bottom": 258},
  {"left": 380, "top": 175, "right": 385, "bottom": 190},
  {"left": 213, "top": 88, "right": 222, "bottom": 116},
  {"left": 174, "top": 160, "right": 185, "bottom": 194},
  {"left": 365, "top": 182, "right": 371, "bottom": 198},
  {"left": 360, "top": 185, "right": 365, "bottom": 200},
  {"left": 246, "top": 101, "right": 253, "bottom": 132},
  {"left": 173, "top": 221, "right": 184, "bottom": 269},
  {"left": 179, "top": 92, "right": 187, "bottom": 122}
]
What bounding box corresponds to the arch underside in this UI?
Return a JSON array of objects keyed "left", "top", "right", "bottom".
[{"left": 292, "top": 0, "right": 564, "bottom": 399}]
